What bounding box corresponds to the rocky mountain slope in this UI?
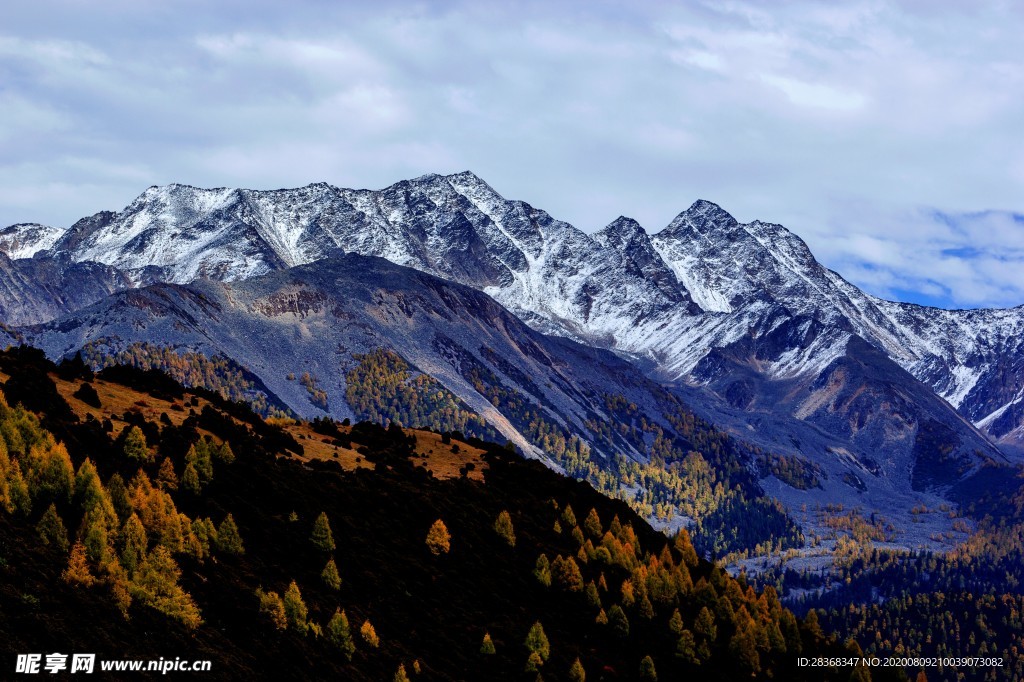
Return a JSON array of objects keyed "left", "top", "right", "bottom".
[
  {"left": 5, "top": 173, "right": 1022, "bottom": 454},
  {"left": 0, "top": 172, "right": 1020, "bottom": 552},
  {"left": 2, "top": 253, "right": 993, "bottom": 555}
]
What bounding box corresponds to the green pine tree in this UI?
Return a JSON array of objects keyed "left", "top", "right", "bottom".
[
  {"left": 311, "top": 511, "right": 336, "bottom": 551},
  {"left": 322, "top": 557, "right": 342, "bottom": 590},
  {"left": 283, "top": 580, "right": 309, "bottom": 634},
  {"left": 214, "top": 513, "right": 244, "bottom": 554},
  {"left": 494, "top": 509, "right": 516, "bottom": 547},
  {"left": 327, "top": 609, "right": 355, "bottom": 660},
  {"left": 36, "top": 502, "right": 69, "bottom": 551}
]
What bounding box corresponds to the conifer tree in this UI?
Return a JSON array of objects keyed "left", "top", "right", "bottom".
[
  {"left": 639, "top": 655, "right": 657, "bottom": 681},
  {"left": 322, "top": 557, "right": 341, "bottom": 590},
  {"left": 73, "top": 458, "right": 104, "bottom": 512},
  {"left": 108, "top": 558, "right": 132, "bottom": 618},
  {"left": 185, "top": 442, "right": 213, "bottom": 483},
  {"left": 494, "top": 509, "right": 516, "bottom": 547},
  {"left": 182, "top": 462, "right": 201, "bottom": 494},
  {"left": 120, "top": 513, "right": 148, "bottom": 574},
  {"left": 327, "top": 609, "right": 355, "bottom": 660},
  {"left": 256, "top": 588, "right": 288, "bottom": 630},
  {"left": 426, "top": 518, "right": 451, "bottom": 555},
  {"left": 553, "top": 555, "right": 584, "bottom": 592},
  {"left": 695, "top": 606, "right": 717, "bottom": 642},
  {"left": 63, "top": 541, "right": 95, "bottom": 586},
  {"left": 283, "top": 580, "right": 309, "bottom": 634},
  {"left": 585, "top": 580, "right": 601, "bottom": 609},
  {"left": 561, "top": 504, "right": 576, "bottom": 527},
  {"left": 215, "top": 513, "right": 244, "bottom": 554},
  {"left": 156, "top": 457, "right": 178, "bottom": 491},
  {"left": 214, "top": 441, "right": 235, "bottom": 464},
  {"left": 595, "top": 608, "right": 608, "bottom": 625},
  {"left": 525, "top": 652, "right": 544, "bottom": 674},
  {"left": 130, "top": 546, "right": 202, "bottom": 629},
  {"left": 676, "top": 630, "right": 698, "bottom": 663},
  {"left": 394, "top": 664, "right": 410, "bottom": 682},
  {"left": 480, "top": 632, "right": 496, "bottom": 655},
  {"left": 7, "top": 463, "right": 30, "bottom": 515},
  {"left": 569, "top": 658, "right": 586, "bottom": 682},
  {"left": 534, "top": 554, "right": 552, "bottom": 587},
  {"left": 107, "top": 473, "right": 131, "bottom": 523},
  {"left": 524, "top": 621, "right": 550, "bottom": 662},
  {"left": 122, "top": 426, "right": 150, "bottom": 463},
  {"left": 36, "top": 502, "right": 69, "bottom": 551},
  {"left": 35, "top": 441, "right": 76, "bottom": 504},
  {"left": 609, "top": 604, "right": 630, "bottom": 638},
  {"left": 360, "top": 620, "right": 380, "bottom": 648},
  {"left": 311, "top": 511, "right": 336, "bottom": 551},
  {"left": 668, "top": 608, "right": 684, "bottom": 636},
  {"left": 584, "top": 508, "right": 602, "bottom": 538}
]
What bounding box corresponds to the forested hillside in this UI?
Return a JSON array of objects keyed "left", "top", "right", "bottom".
[{"left": 0, "top": 345, "right": 900, "bottom": 680}]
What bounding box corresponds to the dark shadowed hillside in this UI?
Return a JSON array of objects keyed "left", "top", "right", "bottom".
[{"left": 0, "top": 346, "right": 902, "bottom": 681}]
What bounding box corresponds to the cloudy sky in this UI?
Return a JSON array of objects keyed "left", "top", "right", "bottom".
[{"left": 2, "top": 0, "right": 1023, "bottom": 309}]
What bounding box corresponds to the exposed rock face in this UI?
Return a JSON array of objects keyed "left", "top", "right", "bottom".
[{"left": 3, "top": 172, "right": 1021, "bottom": 514}]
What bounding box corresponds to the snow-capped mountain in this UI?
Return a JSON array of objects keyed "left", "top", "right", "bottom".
[
  {"left": 0, "top": 223, "right": 65, "bottom": 260},
  {"left": 15, "top": 253, "right": 991, "bottom": 549},
  {"left": 7, "top": 171, "right": 1022, "bottom": 457}
]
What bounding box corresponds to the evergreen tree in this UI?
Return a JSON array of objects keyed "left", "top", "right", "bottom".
[
  {"left": 525, "top": 652, "right": 544, "bottom": 674},
  {"left": 73, "top": 458, "right": 104, "bottom": 512},
  {"left": 107, "top": 473, "right": 131, "bottom": 523},
  {"left": 215, "top": 513, "right": 244, "bottom": 554},
  {"left": 569, "top": 657, "right": 586, "bottom": 682},
  {"left": 585, "top": 581, "right": 601, "bottom": 609},
  {"left": 695, "top": 606, "right": 717, "bottom": 642},
  {"left": 480, "top": 632, "right": 496, "bottom": 655},
  {"left": 36, "top": 502, "right": 69, "bottom": 551},
  {"left": 494, "top": 509, "right": 516, "bottom": 547},
  {"left": 129, "top": 546, "right": 202, "bottom": 629},
  {"left": 668, "top": 608, "right": 684, "bottom": 636},
  {"left": 609, "top": 604, "right": 630, "bottom": 638},
  {"left": 108, "top": 558, "right": 132, "bottom": 618},
  {"left": 311, "top": 511, "right": 336, "bottom": 551},
  {"left": 156, "top": 458, "right": 178, "bottom": 491},
  {"left": 7, "top": 463, "right": 31, "bottom": 515},
  {"left": 122, "top": 426, "right": 150, "bottom": 463},
  {"left": 534, "top": 553, "right": 552, "bottom": 587},
  {"left": 327, "top": 609, "right": 355, "bottom": 660},
  {"left": 182, "top": 462, "right": 201, "bottom": 494},
  {"left": 561, "top": 504, "right": 577, "bottom": 527},
  {"left": 595, "top": 608, "right": 608, "bottom": 625},
  {"left": 553, "top": 555, "right": 584, "bottom": 592},
  {"left": 360, "top": 620, "right": 380, "bottom": 648},
  {"left": 63, "top": 540, "right": 95, "bottom": 586},
  {"left": 283, "top": 580, "right": 309, "bottom": 634},
  {"left": 214, "top": 441, "right": 235, "bottom": 464},
  {"left": 394, "top": 664, "right": 410, "bottom": 682},
  {"left": 676, "top": 630, "right": 698, "bottom": 663},
  {"left": 639, "top": 655, "right": 658, "bottom": 682},
  {"left": 322, "top": 557, "right": 341, "bottom": 590},
  {"left": 426, "top": 518, "right": 451, "bottom": 555},
  {"left": 584, "top": 508, "right": 602, "bottom": 538},
  {"left": 185, "top": 442, "right": 213, "bottom": 483},
  {"left": 256, "top": 588, "right": 287, "bottom": 630},
  {"left": 524, "top": 621, "right": 550, "bottom": 662},
  {"left": 120, "top": 513, "right": 148, "bottom": 574},
  {"left": 35, "top": 441, "right": 75, "bottom": 504}
]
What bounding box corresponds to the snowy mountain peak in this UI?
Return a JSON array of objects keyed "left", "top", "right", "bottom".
[
  {"left": 596, "top": 216, "right": 646, "bottom": 243},
  {"left": 660, "top": 199, "right": 739, "bottom": 238},
  {"left": 0, "top": 223, "right": 67, "bottom": 259}
]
